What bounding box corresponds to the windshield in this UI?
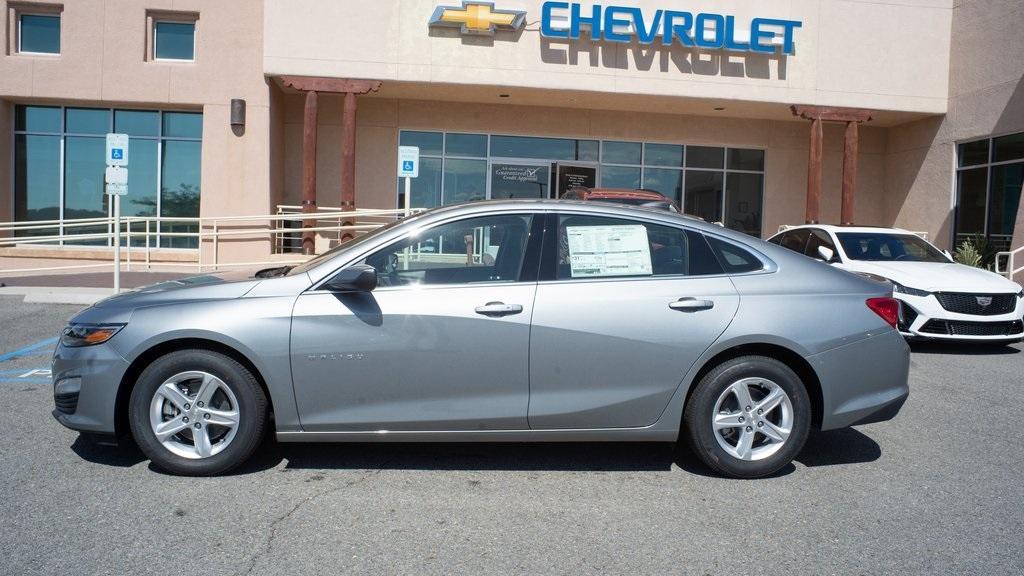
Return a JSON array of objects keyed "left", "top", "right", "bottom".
[
  {"left": 286, "top": 214, "right": 420, "bottom": 275},
  {"left": 836, "top": 232, "right": 949, "bottom": 263}
]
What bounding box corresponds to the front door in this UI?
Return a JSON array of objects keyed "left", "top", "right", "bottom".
[
  {"left": 290, "top": 213, "right": 540, "bottom": 432},
  {"left": 555, "top": 162, "right": 598, "bottom": 197},
  {"left": 528, "top": 213, "right": 740, "bottom": 429}
]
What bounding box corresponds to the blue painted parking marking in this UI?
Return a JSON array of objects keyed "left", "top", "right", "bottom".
[{"left": 0, "top": 337, "right": 58, "bottom": 363}]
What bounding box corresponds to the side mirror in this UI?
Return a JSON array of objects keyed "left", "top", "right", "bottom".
[
  {"left": 324, "top": 264, "right": 377, "bottom": 292},
  {"left": 817, "top": 245, "right": 836, "bottom": 263}
]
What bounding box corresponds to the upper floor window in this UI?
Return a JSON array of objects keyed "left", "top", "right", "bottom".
[
  {"left": 18, "top": 12, "right": 60, "bottom": 54},
  {"left": 154, "top": 21, "right": 195, "bottom": 60},
  {"left": 955, "top": 132, "right": 1024, "bottom": 253}
]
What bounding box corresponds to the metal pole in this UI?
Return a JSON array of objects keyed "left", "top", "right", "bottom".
[
  {"left": 404, "top": 176, "right": 411, "bottom": 218},
  {"left": 113, "top": 194, "right": 121, "bottom": 293},
  {"left": 125, "top": 219, "right": 131, "bottom": 271}
]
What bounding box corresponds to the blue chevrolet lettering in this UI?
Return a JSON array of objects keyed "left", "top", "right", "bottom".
[{"left": 540, "top": 1, "right": 801, "bottom": 54}]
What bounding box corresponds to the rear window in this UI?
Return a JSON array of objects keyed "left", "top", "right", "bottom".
[{"left": 706, "top": 236, "right": 765, "bottom": 273}]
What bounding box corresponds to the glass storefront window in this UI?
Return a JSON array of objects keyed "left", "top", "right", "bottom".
[
  {"left": 396, "top": 131, "right": 765, "bottom": 236},
  {"left": 13, "top": 105, "right": 202, "bottom": 248},
  {"left": 644, "top": 143, "right": 683, "bottom": 167},
  {"left": 400, "top": 131, "right": 443, "bottom": 156},
  {"left": 955, "top": 132, "right": 1024, "bottom": 252},
  {"left": 684, "top": 171, "right": 723, "bottom": 223},
  {"left": 686, "top": 146, "right": 725, "bottom": 169},
  {"left": 600, "top": 165, "right": 641, "bottom": 189},
  {"left": 602, "top": 141, "right": 642, "bottom": 165},
  {"left": 442, "top": 159, "right": 487, "bottom": 204},
  {"left": 66, "top": 108, "right": 110, "bottom": 134},
  {"left": 13, "top": 134, "right": 61, "bottom": 234},
  {"left": 725, "top": 173, "right": 764, "bottom": 237},
  {"left": 115, "top": 110, "right": 160, "bottom": 137},
  {"left": 445, "top": 133, "right": 487, "bottom": 157},
  {"left": 728, "top": 149, "right": 765, "bottom": 172},
  {"left": 643, "top": 168, "right": 683, "bottom": 203}
]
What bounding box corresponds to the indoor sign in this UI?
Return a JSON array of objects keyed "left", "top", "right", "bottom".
[{"left": 430, "top": 1, "right": 801, "bottom": 54}]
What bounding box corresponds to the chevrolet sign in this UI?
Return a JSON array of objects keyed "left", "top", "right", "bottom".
[{"left": 429, "top": 1, "right": 527, "bottom": 35}]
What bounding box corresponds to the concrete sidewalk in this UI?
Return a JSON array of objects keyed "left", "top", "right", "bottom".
[{"left": 0, "top": 271, "right": 195, "bottom": 305}]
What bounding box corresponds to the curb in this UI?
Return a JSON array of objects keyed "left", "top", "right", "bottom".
[{"left": 0, "top": 286, "right": 113, "bottom": 306}]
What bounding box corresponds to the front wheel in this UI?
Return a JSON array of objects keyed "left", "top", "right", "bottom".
[
  {"left": 683, "top": 355, "right": 810, "bottom": 479},
  {"left": 128, "top": 349, "right": 268, "bottom": 476}
]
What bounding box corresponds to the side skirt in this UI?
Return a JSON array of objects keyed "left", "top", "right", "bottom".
[{"left": 277, "top": 427, "right": 679, "bottom": 443}]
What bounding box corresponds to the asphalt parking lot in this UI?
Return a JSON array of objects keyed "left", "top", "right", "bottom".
[{"left": 1, "top": 294, "right": 1022, "bottom": 575}]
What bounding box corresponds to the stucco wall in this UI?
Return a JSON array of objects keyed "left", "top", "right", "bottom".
[
  {"left": 264, "top": 0, "right": 952, "bottom": 116},
  {"left": 280, "top": 94, "right": 889, "bottom": 238},
  {"left": 884, "top": 0, "right": 1024, "bottom": 260},
  {"left": 0, "top": 0, "right": 273, "bottom": 262}
]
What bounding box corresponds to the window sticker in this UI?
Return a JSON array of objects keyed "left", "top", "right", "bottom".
[{"left": 566, "top": 225, "right": 652, "bottom": 278}]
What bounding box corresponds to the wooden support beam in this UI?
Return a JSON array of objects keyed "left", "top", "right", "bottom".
[
  {"left": 791, "top": 105, "right": 873, "bottom": 123},
  {"left": 841, "top": 121, "right": 859, "bottom": 226},
  {"left": 339, "top": 91, "right": 358, "bottom": 240},
  {"left": 806, "top": 117, "right": 823, "bottom": 224},
  {"left": 280, "top": 76, "right": 382, "bottom": 95},
  {"left": 301, "top": 90, "right": 318, "bottom": 255}
]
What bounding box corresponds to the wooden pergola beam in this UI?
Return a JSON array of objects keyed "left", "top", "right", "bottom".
[
  {"left": 791, "top": 105, "right": 873, "bottom": 123},
  {"left": 280, "top": 76, "right": 382, "bottom": 95},
  {"left": 791, "top": 104, "right": 873, "bottom": 226}
]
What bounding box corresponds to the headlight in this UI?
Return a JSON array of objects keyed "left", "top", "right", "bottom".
[
  {"left": 891, "top": 282, "right": 931, "bottom": 298},
  {"left": 60, "top": 324, "right": 125, "bottom": 347}
]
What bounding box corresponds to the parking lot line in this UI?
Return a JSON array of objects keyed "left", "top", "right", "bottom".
[{"left": 0, "top": 337, "right": 58, "bottom": 363}]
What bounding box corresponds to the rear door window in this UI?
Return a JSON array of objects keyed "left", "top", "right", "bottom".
[
  {"left": 548, "top": 214, "right": 723, "bottom": 280},
  {"left": 705, "top": 236, "right": 765, "bottom": 273}
]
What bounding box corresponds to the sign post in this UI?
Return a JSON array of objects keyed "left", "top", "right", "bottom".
[
  {"left": 105, "top": 134, "right": 129, "bottom": 293},
  {"left": 397, "top": 146, "right": 419, "bottom": 270},
  {"left": 397, "top": 146, "right": 419, "bottom": 218}
]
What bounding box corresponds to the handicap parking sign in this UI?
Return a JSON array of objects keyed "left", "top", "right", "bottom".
[
  {"left": 402, "top": 160, "right": 414, "bottom": 171},
  {"left": 111, "top": 149, "right": 124, "bottom": 160},
  {"left": 397, "top": 146, "right": 419, "bottom": 178}
]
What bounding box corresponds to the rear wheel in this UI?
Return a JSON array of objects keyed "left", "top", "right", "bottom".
[
  {"left": 683, "top": 355, "right": 810, "bottom": 478},
  {"left": 129, "top": 349, "right": 267, "bottom": 476}
]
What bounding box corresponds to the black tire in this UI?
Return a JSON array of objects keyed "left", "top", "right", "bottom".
[
  {"left": 683, "top": 355, "right": 810, "bottom": 479},
  {"left": 128, "top": 349, "right": 268, "bottom": 476}
]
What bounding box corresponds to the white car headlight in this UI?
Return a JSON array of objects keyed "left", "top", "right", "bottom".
[
  {"left": 60, "top": 324, "right": 124, "bottom": 347},
  {"left": 891, "top": 282, "right": 931, "bottom": 298}
]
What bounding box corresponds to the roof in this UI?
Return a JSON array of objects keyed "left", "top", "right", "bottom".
[{"left": 774, "top": 224, "right": 915, "bottom": 235}]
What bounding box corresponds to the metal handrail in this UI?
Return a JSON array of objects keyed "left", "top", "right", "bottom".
[
  {"left": 0, "top": 206, "right": 420, "bottom": 275},
  {"left": 995, "top": 245, "right": 1024, "bottom": 280}
]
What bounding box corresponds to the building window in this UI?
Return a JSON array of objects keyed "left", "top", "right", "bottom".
[
  {"left": 13, "top": 105, "right": 203, "bottom": 249},
  {"left": 148, "top": 11, "right": 198, "bottom": 62},
  {"left": 17, "top": 12, "right": 60, "bottom": 54},
  {"left": 955, "top": 132, "right": 1024, "bottom": 253},
  {"left": 397, "top": 131, "right": 765, "bottom": 237}
]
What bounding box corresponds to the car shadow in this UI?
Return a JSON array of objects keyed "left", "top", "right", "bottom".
[
  {"left": 909, "top": 341, "right": 1021, "bottom": 355},
  {"left": 71, "top": 427, "right": 883, "bottom": 477}
]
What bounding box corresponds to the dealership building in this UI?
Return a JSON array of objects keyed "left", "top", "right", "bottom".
[{"left": 1, "top": 0, "right": 1022, "bottom": 272}]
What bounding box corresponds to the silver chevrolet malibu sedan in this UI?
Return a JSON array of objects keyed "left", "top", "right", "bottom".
[{"left": 52, "top": 200, "right": 910, "bottom": 478}]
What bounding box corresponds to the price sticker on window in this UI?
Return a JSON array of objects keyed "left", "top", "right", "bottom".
[{"left": 566, "top": 225, "right": 652, "bottom": 278}]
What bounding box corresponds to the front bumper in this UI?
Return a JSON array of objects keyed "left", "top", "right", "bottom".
[
  {"left": 809, "top": 329, "right": 910, "bottom": 431},
  {"left": 50, "top": 340, "right": 131, "bottom": 435},
  {"left": 897, "top": 293, "right": 1023, "bottom": 342}
]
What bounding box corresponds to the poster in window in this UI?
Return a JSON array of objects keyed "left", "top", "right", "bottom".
[{"left": 566, "top": 225, "right": 652, "bottom": 278}]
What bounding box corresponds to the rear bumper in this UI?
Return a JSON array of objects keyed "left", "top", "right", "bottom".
[{"left": 809, "top": 329, "right": 910, "bottom": 431}]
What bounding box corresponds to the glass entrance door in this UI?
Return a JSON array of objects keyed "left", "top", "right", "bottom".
[
  {"left": 554, "top": 162, "right": 598, "bottom": 197},
  {"left": 488, "top": 160, "right": 551, "bottom": 200}
]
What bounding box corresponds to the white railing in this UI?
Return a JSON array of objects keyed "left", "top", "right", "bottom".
[
  {"left": 995, "top": 246, "right": 1024, "bottom": 280},
  {"left": 0, "top": 207, "right": 422, "bottom": 275}
]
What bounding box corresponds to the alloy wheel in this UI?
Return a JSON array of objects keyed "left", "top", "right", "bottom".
[
  {"left": 712, "top": 377, "right": 794, "bottom": 461},
  {"left": 149, "top": 371, "right": 240, "bottom": 459}
]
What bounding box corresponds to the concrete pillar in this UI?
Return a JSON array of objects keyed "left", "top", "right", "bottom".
[
  {"left": 841, "top": 121, "right": 859, "bottom": 226},
  {"left": 301, "top": 90, "right": 319, "bottom": 255}
]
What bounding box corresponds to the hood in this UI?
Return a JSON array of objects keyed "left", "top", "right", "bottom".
[
  {"left": 840, "top": 261, "right": 1022, "bottom": 294},
  {"left": 90, "top": 269, "right": 264, "bottom": 310}
]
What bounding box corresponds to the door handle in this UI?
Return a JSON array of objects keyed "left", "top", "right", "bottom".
[
  {"left": 474, "top": 302, "right": 524, "bottom": 316},
  {"left": 669, "top": 297, "right": 714, "bottom": 312}
]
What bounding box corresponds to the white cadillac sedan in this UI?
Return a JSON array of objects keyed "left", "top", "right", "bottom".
[{"left": 769, "top": 225, "right": 1024, "bottom": 343}]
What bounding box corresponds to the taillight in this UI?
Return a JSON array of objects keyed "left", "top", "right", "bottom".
[{"left": 866, "top": 297, "right": 899, "bottom": 328}]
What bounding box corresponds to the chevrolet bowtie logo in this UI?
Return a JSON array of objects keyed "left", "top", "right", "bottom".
[{"left": 429, "top": 2, "right": 526, "bottom": 36}]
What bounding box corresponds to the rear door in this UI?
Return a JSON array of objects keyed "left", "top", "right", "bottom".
[{"left": 527, "top": 213, "right": 740, "bottom": 429}]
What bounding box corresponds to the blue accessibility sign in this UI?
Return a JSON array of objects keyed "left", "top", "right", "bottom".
[{"left": 111, "top": 148, "right": 124, "bottom": 160}]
